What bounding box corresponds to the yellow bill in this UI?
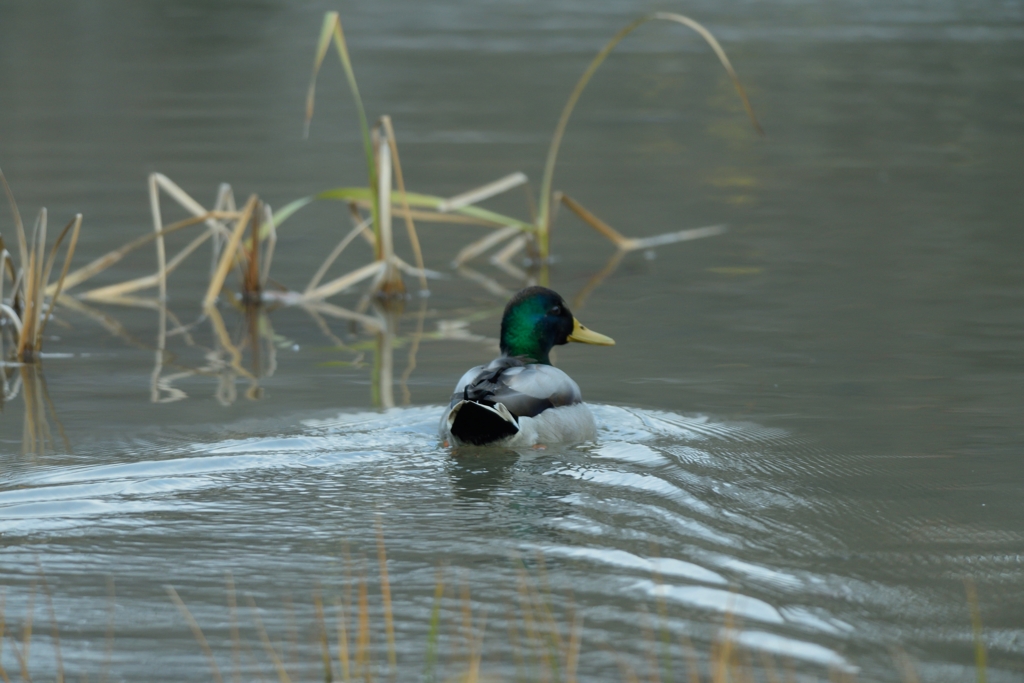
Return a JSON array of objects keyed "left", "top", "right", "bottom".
[{"left": 567, "top": 317, "right": 615, "bottom": 346}]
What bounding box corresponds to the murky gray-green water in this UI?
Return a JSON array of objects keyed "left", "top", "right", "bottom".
[{"left": 2, "top": 1, "right": 1023, "bottom": 681}]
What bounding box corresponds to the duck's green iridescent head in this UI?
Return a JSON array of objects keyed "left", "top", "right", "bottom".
[{"left": 499, "top": 286, "right": 614, "bottom": 364}]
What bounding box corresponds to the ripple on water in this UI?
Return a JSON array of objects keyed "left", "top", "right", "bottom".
[{"left": 0, "top": 403, "right": 1013, "bottom": 680}]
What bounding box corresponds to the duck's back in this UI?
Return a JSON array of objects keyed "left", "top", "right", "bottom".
[{"left": 440, "top": 357, "right": 596, "bottom": 446}]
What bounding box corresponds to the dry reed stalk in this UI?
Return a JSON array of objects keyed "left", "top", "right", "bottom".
[
  {"left": 52, "top": 212, "right": 237, "bottom": 297},
  {"left": 423, "top": 568, "right": 445, "bottom": 683},
  {"left": 463, "top": 607, "right": 488, "bottom": 683},
  {"left": 565, "top": 612, "right": 584, "bottom": 683},
  {"left": 299, "top": 13, "right": 540, "bottom": 270},
  {"left": 639, "top": 604, "right": 662, "bottom": 683},
  {"left": 36, "top": 569, "right": 63, "bottom": 683},
  {"left": 459, "top": 579, "right": 473, "bottom": 661},
  {"left": 437, "top": 173, "right": 528, "bottom": 214},
  {"left": 371, "top": 123, "right": 405, "bottom": 299},
  {"left": 0, "top": 168, "right": 29, "bottom": 288},
  {"left": 374, "top": 520, "right": 397, "bottom": 676},
  {"left": 356, "top": 578, "right": 371, "bottom": 683},
  {"left": 166, "top": 586, "right": 224, "bottom": 683},
  {"left": 204, "top": 195, "right": 259, "bottom": 310},
  {"left": 305, "top": 217, "right": 373, "bottom": 295},
  {"left": 296, "top": 261, "right": 386, "bottom": 304},
  {"left": 535, "top": 12, "right": 762, "bottom": 261},
  {"left": 241, "top": 202, "right": 263, "bottom": 304},
  {"left": 226, "top": 574, "right": 243, "bottom": 683},
  {"left": 335, "top": 596, "right": 352, "bottom": 683},
  {"left": 559, "top": 192, "right": 727, "bottom": 250},
  {"left": 312, "top": 188, "right": 533, "bottom": 236},
  {"left": 489, "top": 234, "right": 529, "bottom": 274},
  {"left": 0, "top": 180, "right": 83, "bottom": 362},
  {"left": 79, "top": 230, "right": 211, "bottom": 302},
  {"left": 712, "top": 607, "right": 737, "bottom": 683},
  {"left": 313, "top": 592, "right": 333, "bottom": 683},
  {"left": 246, "top": 594, "right": 292, "bottom": 683},
  {"left": 530, "top": 553, "right": 566, "bottom": 676},
  {"left": 380, "top": 116, "right": 428, "bottom": 294},
  {"left": 452, "top": 225, "right": 522, "bottom": 268},
  {"left": 0, "top": 593, "right": 10, "bottom": 683},
  {"left": 152, "top": 173, "right": 235, "bottom": 271},
  {"left": 681, "top": 635, "right": 704, "bottom": 683},
  {"left": 515, "top": 567, "right": 547, "bottom": 681},
  {"left": 259, "top": 203, "right": 277, "bottom": 291},
  {"left": 284, "top": 595, "right": 300, "bottom": 677},
  {"left": 964, "top": 579, "right": 987, "bottom": 683},
  {"left": 77, "top": 174, "right": 242, "bottom": 305},
  {"left": 7, "top": 608, "right": 30, "bottom": 683},
  {"left": 505, "top": 601, "right": 526, "bottom": 683}
]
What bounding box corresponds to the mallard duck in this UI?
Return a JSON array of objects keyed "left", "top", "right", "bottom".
[{"left": 439, "top": 286, "right": 615, "bottom": 447}]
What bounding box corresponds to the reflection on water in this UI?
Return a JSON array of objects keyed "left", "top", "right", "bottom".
[{"left": 3, "top": 364, "right": 70, "bottom": 457}]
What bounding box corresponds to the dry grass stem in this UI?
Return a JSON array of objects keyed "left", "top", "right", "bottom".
[
  {"left": 204, "top": 195, "right": 258, "bottom": 310},
  {"left": 437, "top": 172, "right": 528, "bottom": 213},
  {"left": 381, "top": 116, "right": 428, "bottom": 293},
  {"left": 356, "top": 578, "right": 371, "bottom": 683},
  {"left": 165, "top": 586, "right": 224, "bottom": 683},
  {"left": 300, "top": 261, "right": 387, "bottom": 304},
  {"left": 536, "top": 12, "right": 762, "bottom": 259},
  {"left": 37, "top": 566, "right": 64, "bottom": 683},
  {"left": 0, "top": 172, "right": 85, "bottom": 362},
  {"left": 81, "top": 229, "right": 211, "bottom": 302},
  {"left": 226, "top": 574, "right": 243, "bottom": 683},
  {"left": 313, "top": 593, "right": 333, "bottom": 683},
  {"left": 559, "top": 193, "right": 728, "bottom": 252},
  {"left": 246, "top": 594, "right": 293, "bottom": 683},
  {"left": 51, "top": 212, "right": 236, "bottom": 296},
  {"left": 335, "top": 596, "right": 352, "bottom": 683},
  {"left": 452, "top": 225, "right": 522, "bottom": 268},
  {"left": 305, "top": 218, "right": 373, "bottom": 294},
  {"left": 964, "top": 579, "right": 987, "bottom": 683},
  {"left": 373, "top": 125, "right": 403, "bottom": 297},
  {"left": 374, "top": 519, "right": 398, "bottom": 676}
]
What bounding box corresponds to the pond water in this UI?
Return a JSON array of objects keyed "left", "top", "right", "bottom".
[{"left": 1, "top": 1, "right": 1023, "bottom": 681}]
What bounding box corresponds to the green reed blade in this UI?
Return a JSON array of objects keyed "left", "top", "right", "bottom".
[{"left": 305, "top": 13, "right": 379, "bottom": 244}]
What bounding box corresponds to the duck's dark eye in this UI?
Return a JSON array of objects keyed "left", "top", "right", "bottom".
[{"left": 549, "top": 306, "right": 561, "bottom": 316}]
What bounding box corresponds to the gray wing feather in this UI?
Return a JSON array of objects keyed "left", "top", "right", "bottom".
[
  {"left": 449, "top": 357, "right": 582, "bottom": 419},
  {"left": 453, "top": 365, "right": 486, "bottom": 395},
  {"left": 501, "top": 365, "right": 581, "bottom": 404}
]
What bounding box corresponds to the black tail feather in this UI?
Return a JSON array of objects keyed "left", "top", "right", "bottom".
[{"left": 451, "top": 401, "right": 519, "bottom": 446}]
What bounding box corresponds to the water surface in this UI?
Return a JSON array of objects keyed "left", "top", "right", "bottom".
[{"left": 1, "top": 1, "right": 1022, "bottom": 680}]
